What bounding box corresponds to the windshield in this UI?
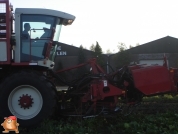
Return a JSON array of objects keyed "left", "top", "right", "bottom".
[{"left": 20, "top": 14, "right": 62, "bottom": 62}]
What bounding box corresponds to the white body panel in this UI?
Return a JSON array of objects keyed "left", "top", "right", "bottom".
[
  {"left": 139, "top": 60, "right": 169, "bottom": 67},
  {"left": 37, "top": 59, "right": 54, "bottom": 69},
  {"left": 0, "top": 42, "right": 7, "bottom": 61},
  {"left": 15, "top": 8, "right": 75, "bottom": 20},
  {"left": 14, "top": 13, "right": 20, "bottom": 62}
]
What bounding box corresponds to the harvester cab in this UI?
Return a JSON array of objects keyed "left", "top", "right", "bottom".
[
  {"left": 0, "top": 0, "right": 76, "bottom": 128},
  {"left": 0, "top": 0, "right": 75, "bottom": 69}
]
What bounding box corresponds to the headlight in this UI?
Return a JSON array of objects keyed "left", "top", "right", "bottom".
[{"left": 63, "top": 19, "right": 74, "bottom": 26}]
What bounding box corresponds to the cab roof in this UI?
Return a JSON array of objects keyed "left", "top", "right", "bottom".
[{"left": 15, "top": 8, "right": 75, "bottom": 20}]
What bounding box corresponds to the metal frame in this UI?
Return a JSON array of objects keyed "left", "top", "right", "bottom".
[
  {"left": 54, "top": 55, "right": 178, "bottom": 116},
  {"left": 0, "top": 0, "right": 12, "bottom": 64}
]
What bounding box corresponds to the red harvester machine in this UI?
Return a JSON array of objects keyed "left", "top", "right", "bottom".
[{"left": 0, "top": 0, "right": 178, "bottom": 128}]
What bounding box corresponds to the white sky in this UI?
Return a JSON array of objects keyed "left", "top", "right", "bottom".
[{"left": 9, "top": 0, "right": 178, "bottom": 53}]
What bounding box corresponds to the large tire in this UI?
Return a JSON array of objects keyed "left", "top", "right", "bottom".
[{"left": 0, "top": 71, "right": 57, "bottom": 127}]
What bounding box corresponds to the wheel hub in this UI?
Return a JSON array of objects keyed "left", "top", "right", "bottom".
[{"left": 18, "top": 94, "right": 34, "bottom": 109}]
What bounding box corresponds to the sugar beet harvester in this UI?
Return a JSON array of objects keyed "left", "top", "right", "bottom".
[{"left": 0, "top": 0, "right": 178, "bottom": 128}]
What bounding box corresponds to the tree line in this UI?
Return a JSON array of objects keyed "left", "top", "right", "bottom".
[{"left": 78, "top": 41, "right": 137, "bottom": 70}]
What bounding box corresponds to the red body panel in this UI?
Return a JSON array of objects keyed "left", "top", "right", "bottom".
[
  {"left": 82, "top": 79, "right": 124, "bottom": 102},
  {"left": 130, "top": 66, "right": 173, "bottom": 95}
]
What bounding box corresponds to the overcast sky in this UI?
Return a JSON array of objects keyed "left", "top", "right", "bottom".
[{"left": 9, "top": 0, "right": 178, "bottom": 53}]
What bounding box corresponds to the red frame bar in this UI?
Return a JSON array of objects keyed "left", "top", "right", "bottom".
[
  {"left": 55, "top": 58, "right": 106, "bottom": 74},
  {"left": 11, "top": 62, "right": 30, "bottom": 66}
]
